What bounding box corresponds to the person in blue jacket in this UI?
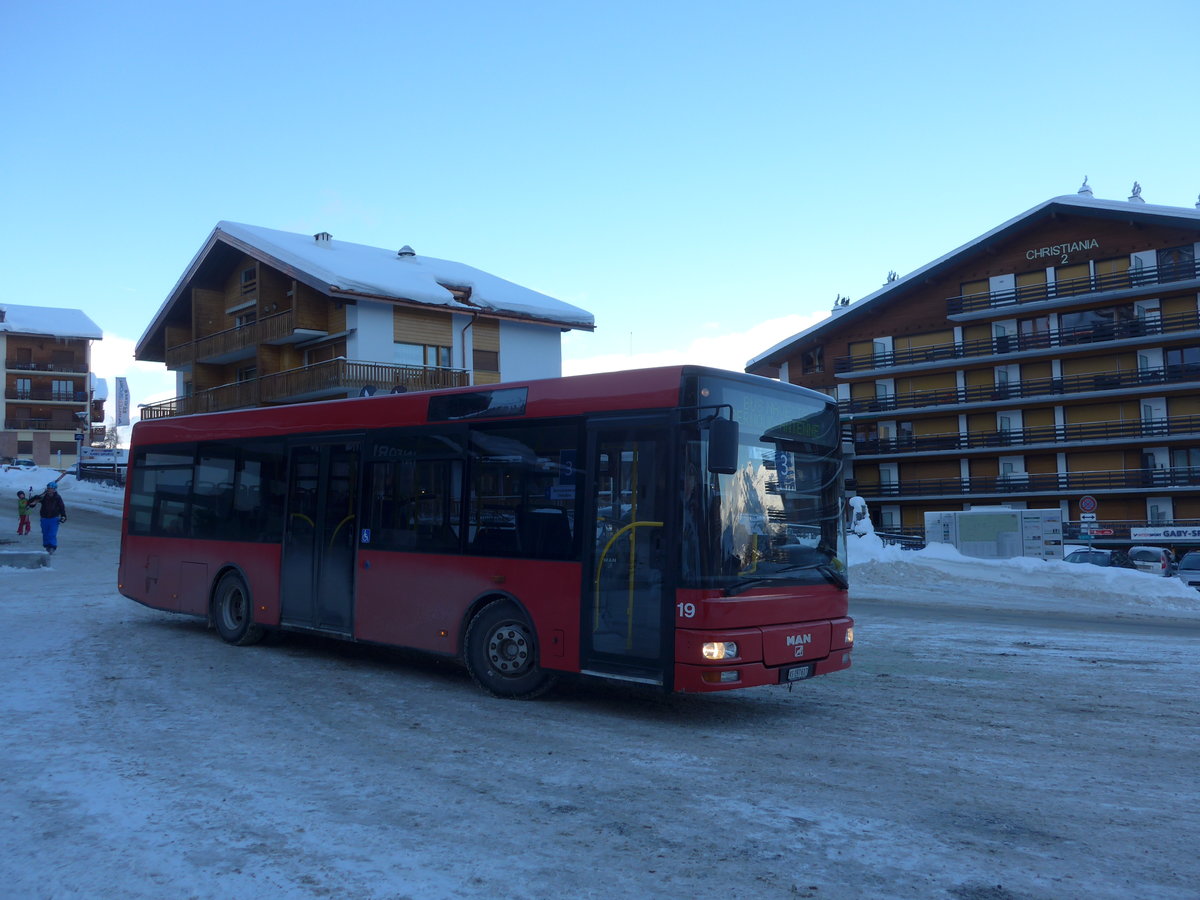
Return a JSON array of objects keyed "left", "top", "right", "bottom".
[{"left": 26, "top": 482, "right": 67, "bottom": 554}]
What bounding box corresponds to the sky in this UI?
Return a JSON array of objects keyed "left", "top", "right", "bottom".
[{"left": 5, "top": 0, "right": 1200, "bottom": 434}]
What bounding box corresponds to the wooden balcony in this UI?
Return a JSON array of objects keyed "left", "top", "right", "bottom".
[
  {"left": 835, "top": 308, "right": 1200, "bottom": 374},
  {"left": 946, "top": 257, "right": 1200, "bottom": 316},
  {"left": 840, "top": 361, "right": 1200, "bottom": 417},
  {"left": 140, "top": 358, "right": 470, "bottom": 419},
  {"left": 4, "top": 360, "right": 88, "bottom": 374},
  {"left": 853, "top": 414, "right": 1200, "bottom": 456},
  {"left": 164, "top": 310, "right": 319, "bottom": 367},
  {"left": 3, "top": 418, "right": 78, "bottom": 431},
  {"left": 855, "top": 465, "right": 1200, "bottom": 501}
]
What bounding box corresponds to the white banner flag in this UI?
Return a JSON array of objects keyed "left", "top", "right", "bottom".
[{"left": 115, "top": 376, "right": 131, "bottom": 427}]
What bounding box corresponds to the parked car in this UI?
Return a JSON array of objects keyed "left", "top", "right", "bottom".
[
  {"left": 1177, "top": 551, "right": 1200, "bottom": 591},
  {"left": 2, "top": 458, "right": 38, "bottom": 472},
  {"left": 1128, "top": 546, "right": 1177, "bottom": 577},
  {"left": 1063, "top": 548, "right": 1137, "bottom": 569}
]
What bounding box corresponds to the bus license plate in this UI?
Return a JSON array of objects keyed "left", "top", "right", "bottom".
[{"left": 784, "top": 664, "right": 814, "bottom": 683}]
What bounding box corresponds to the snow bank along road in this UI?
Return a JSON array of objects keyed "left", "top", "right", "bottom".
[{"left": 1, "top": 508, "right": 1196, "bottom": 900}]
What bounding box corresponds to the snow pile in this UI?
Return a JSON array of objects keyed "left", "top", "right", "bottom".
[{"left": 846, "top": 496, "right": 1200, "bottom": 618}]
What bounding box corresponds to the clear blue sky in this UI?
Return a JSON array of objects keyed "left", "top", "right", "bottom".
[{"left": 4, "top": 0, "right": 1199, "bottom": 421}]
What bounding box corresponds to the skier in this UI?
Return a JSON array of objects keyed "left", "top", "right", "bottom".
[
  {"left": 26, "top": 482, "right": 67, "bottom": 554},
  {"left": 16, "top": 490, "right": 32, "bottom": 535}
]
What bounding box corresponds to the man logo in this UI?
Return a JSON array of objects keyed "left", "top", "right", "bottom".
[{"left": 786, "top": 633, "right": 812, "bottom": 647}]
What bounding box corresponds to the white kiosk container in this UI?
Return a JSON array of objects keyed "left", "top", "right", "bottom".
[{"left": 924, "top": 508, "right": 1065, "bottom": 560}]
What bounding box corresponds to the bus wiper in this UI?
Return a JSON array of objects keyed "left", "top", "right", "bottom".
[{"left": 815, "top": 563, "right": 849, "bottom": 590}]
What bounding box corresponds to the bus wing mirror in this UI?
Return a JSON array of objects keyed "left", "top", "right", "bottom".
[{"left": 707, "top": 418, "right": 739, "bottom": 475}]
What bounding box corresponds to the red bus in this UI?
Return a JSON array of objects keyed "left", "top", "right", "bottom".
[{"left": 118, "top": 366, "right": 853, "bottom": 697}]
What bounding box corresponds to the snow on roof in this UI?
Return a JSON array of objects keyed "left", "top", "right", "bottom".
[
  {"left": 745, "top": 191, "right": 1200, "bottom": 370},
  {"left": 216, "top": 222, "right": 595, "bottom": 329},
  {"left": 0, "top": 303, "right": 103, "bottom": 340}
]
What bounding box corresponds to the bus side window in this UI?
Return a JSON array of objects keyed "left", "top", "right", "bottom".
[
  {"left": 468, "top": 423, "right": 580, "bottom": 560},
  {"left": 367, "top": 457, "right": 461, "bottom": 554}
]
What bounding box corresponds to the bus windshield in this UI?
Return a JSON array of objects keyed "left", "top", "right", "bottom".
[{"left": 682, "top": 376, "right": 846, "bottom": 592}]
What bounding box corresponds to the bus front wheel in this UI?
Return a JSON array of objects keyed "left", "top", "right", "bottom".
[
  {"left": 465, "top": 601, "right": 556, "bottom": 699},
  {"left": 212, "top": 572, "right": 266, "bottom": 646}
]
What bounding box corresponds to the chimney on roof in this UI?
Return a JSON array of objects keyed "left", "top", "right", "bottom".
[
  {"left": 1077, "top": 176, "right": 1093, "bottom": 198},
  {"left": 314, "top": 231, "right": 333, "bottom": 244},
  {"left": 397, "top": 245, "right": 416, "bottom": 257},
  {"left": 1128, "top": 182, "right": 1144, "bottom": 203}
]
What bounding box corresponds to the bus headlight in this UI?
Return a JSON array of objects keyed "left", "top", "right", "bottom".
[
  {"left": 702, "top": 641, "right": 738, "bottom": 660},
  {"left": 845, "top": 627, "right": 854, "bottom": 645}
]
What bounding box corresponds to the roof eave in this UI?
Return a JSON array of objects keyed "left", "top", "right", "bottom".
[{"left": 746, "top": 195, "right": 1200, "bottom": 370}]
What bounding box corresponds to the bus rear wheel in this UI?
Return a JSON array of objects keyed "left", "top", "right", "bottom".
[
  {"left": 465, "top": 601, "right": 556, "bottom": 699},
  {"left": 212, "top": 572, "right": 266, "bottom": 646}
]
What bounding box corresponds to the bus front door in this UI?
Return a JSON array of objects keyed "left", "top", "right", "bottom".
[
  {"left": 581, "top": 423, "right": 670, "bottom": 685},
  {"left": 280, "top": 441, "right": 360, "bottom": 635}
]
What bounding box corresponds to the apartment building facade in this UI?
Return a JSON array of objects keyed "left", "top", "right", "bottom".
[
  {"left": 1, "top": 303, "right": 105, "bottom": 466},
  {"left": 135, "top": 223, "right": 595, "bottom": 419},
  {"left": 747, "top": 184, "right": 1200, "bottom": 544}
]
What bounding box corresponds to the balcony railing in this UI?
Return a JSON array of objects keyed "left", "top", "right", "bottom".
[
  {"left": 946, "top": 257, "right": 1200, "bottom": 315},
  {"left": 835, "top": 308, "right": 1200, "bottom": 374},
  {"left": 3, "top": 418, "right": 77, "bottom": 431},
  {"left": 4, "top": 360, "right": 88, "bottom": 374},
  {"left": 140, "top": 358, "right": 470, "bottom": 420},
  {"left": 856, "top": 466, "right": 1200, "bottom": 500},
  {"left": 840, "top": 362, "right": 1200, "bottom": 416},
  {"left": 4, "top": 389, "right": 88, "bottom": 403},
  {"left": 165, "top": 309, "right": 298, "bottom": 368},
  {"left": 853, "top": 413, "right": 1200, "bottom": 456}
]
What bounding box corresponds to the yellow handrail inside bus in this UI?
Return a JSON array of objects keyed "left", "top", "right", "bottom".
[
  {"left": 592, "top": 520, "right": 663, "bottom": 645},
  {"left": 329, "top": 514, "right": 356, "bottom": 549}
]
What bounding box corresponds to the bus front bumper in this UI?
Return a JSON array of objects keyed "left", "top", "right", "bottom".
[{"left": 673, "top": 617, "right": 854, "bottom": 692}]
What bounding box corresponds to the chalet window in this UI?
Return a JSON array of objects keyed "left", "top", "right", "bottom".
[
  {"left": 240, "top": 267, "right": 257, "bottom": 293},
  {"left": 1172, "top": 448, "right": 1200, "bottom": 469},
  {"left": 1059, "top": 306, "right": 1135, "bottom": 343},
  {"left": 236, "top": 366, "right": 257, "bottom": 383},
  {"left": 1094, "top": 256, "right": 1130, "bottom": 286},
  {"left": 1166, "top": 346, "right": 1200, "bottom": 376},
  {"left": 801, "top": 346, "right": 824, "bottom": 374},
  {"left": 52, "top": 379, "right": 74, "bottom": 401},
  {"left": 395, "top": 342, "right": 451, "bottom": 368},
  {"left": 15, "top": 378, "right": 31, "bottom": 399},
  {"left": 1156, "top": 244, "right": 1195, "bottom": 281},
  {"left": 472, "top": 348, "right": 499, "bottom": 372},
  {"left": 1018, "top": 316, "right": 1051, "bottom": 349},
  {"left": 235, "top": 310, "right": 257, "bottom": 329},
  {"left": 305, "top": 341, "right": 346, "bottom": 365}
]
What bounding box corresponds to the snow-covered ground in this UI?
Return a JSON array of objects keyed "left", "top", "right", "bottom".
[{"left": 3, "top": 468, "right": 1199, "bottom": 899}]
